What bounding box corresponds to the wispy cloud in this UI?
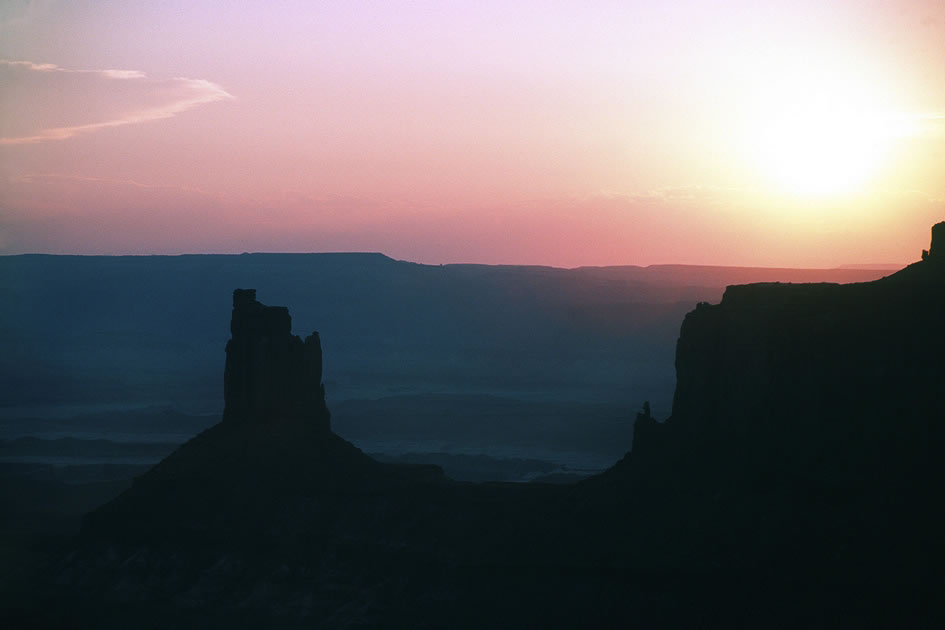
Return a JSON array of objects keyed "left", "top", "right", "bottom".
[
  {"left": 1, "top": 59, "right": 58, "bottom": 71},
  {"left": 10, "top": 172, "right": 219, "bottom": 197},
  {"left": 0, "top": 60, "right": 233, "bottom": 145}
]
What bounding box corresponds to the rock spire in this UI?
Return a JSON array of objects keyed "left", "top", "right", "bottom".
[
  {"left": 928, "top": 220, "right": 944, "bottom": 260},
  {"left": 222, "top": 289, "right": 330, "bottom": 429}
]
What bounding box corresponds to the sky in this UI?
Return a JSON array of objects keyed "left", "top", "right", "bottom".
[{"left": 1, "top": 0, "right": 943, "bottom": 267}]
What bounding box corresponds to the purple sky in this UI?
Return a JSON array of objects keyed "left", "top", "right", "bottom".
[{"left": 1, "top": 1, "right": 943, "bottom": 266}]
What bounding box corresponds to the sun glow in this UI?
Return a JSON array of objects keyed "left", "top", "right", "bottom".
[
  {"left": 754, "top": 107, "right": 903, "bottom": 197},
  {"left": 740, "top": 56, "right": 919, "bottom": 199}
]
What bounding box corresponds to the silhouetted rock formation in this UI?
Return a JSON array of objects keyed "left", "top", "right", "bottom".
[
  {"left": 592, "top": 222, "right": 945, "bottom": 626},
  {"left": 629, "top": 222, "right": 944, "bottom": 466},
  {"left": 223, "top": 289, "right": 329, "bottom": 430},
  {"left": 77, "top": 291, "right": 444, "bottom": 547},
  {"left": 15, "top": 226, "right": 944, "bottom": 629},
  {"left": 927, "top": 220, "right": 944, "bottom": 261}
]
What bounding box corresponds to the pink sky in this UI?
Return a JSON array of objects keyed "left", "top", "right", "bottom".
[{"left": 1, "top": 1, "right": 943, "bottom": 266}]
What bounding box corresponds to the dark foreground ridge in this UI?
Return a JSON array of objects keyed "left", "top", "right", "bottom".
[{"left": 8, "top": 223, "right": 944, "bottom": 628}]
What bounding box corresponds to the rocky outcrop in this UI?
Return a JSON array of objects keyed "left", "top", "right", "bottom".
[
  {"left": 223, "top": 289, "right": 329, "bottom": 430},
  {"left": 19, "top": 227, "right": 944, "bottom": 629},
  {"left": 922, "top": 220, "right": 944, "bottom": 261},
  {"left": 593, "top": 223, "right": 945, "bottom": 626},
  {"left": 627, "top": 223, "right": 944, "bottom": 467},
  {"left": 76, "top": 290, "right": 445, "bottom": 544}
]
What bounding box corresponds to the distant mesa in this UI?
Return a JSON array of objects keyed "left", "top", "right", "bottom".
[{"left": 223, "top": 288, "right": 330, "bottom": 431}]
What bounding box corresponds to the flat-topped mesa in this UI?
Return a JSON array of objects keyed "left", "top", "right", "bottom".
[{"left": 223, "top": 289, "right": 330, "bottom": 430}]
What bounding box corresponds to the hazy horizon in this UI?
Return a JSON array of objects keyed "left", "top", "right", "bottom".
[{"left": 0, "top": 249, "right": 912, "bottom": 270}]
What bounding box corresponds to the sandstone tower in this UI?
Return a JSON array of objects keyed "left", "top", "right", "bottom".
[
  {"left": 929, "top": 221, "right": 944, "bottom": 260},
  {"left": 222, "top": 289, "right": 330, "bottom": 430}
]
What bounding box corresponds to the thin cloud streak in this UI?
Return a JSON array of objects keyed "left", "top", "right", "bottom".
[
  {"left": 0, "top": 60, "right": 233, "bottom": 145},
  {"left": 1, "top": 59, "right": 57, "bottom": 71},
  {"left": 11, "top": 172, "right": 220, "bottom": 197}
]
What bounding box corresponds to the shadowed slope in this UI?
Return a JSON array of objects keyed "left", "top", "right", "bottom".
[
  {"left": 12, "top": 224, "right": 943, "bottom": 629},
  {"left": 583, "top": 222, "right": 945, "bottom": 626},
  {"left": 82, "top": 290, "right": 445, "bottom": 544}
]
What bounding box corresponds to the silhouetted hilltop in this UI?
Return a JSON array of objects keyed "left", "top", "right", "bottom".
[
  {"left": 628, "top": 221, "right": 943, "bottom": 474},
  {"left": 923, "top": 220, "right": 944, "bottom": 260},
  {"left": 81, "top": 291, "right": 445, "bottom": 546},
  {"left": 9, "top": 225, "right": 943, "bottom": 628},
  {"left": 588, "top": 222, "right": 944, "bottom": 625}
]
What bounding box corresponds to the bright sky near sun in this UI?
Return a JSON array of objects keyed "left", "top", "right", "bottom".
[{"left": 1, "top": 0, "right": 943, "bottom": 266}]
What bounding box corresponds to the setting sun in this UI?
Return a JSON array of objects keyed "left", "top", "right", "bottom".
[
  {"left": 753, "top": 106, "right": 899, "bottom": 197},
  {"left": 737, "top": 52, "right": 921, "bottom": 199},
  {"left": 1, "top": 1, "right": 942, "bottom": 266}
]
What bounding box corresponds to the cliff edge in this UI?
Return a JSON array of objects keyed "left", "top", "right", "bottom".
[
  {"left": 643, "top": 220, "right": 944, "bottom": 477},
  {"left": 596, "top": 222, "right": 945, "bottom": 623}
]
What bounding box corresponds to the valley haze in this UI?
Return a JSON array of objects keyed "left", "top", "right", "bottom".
[
  {"left": 0, "top": 223, "right": 940, "bottom": 628},
  {"left": 0, "top": 254, "right": 890, "bottom": 476}
]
